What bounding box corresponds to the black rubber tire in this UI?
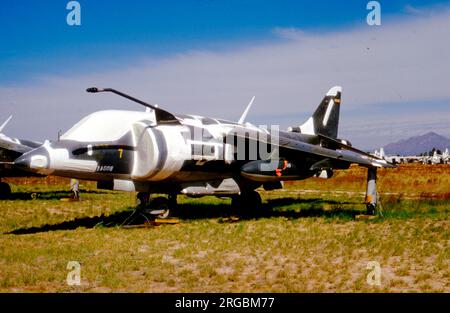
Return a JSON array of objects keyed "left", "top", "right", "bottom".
[
  {"left": 247, "top": 191, "right": 262, "bottom": 210},
  {"left": 136, "top": 192, "right": 150, "bottom": 206},
  {"left": 232, "top": 190, "right": 262, "bottom": 213},
  {"left": 366, "top": 203, "right": 376, "bottom": 216},
  {"left": 168, "top": 194, "right": 178, "bottom": 215},
  {"left": 0, "top": 182, "right": 11, "bottom": 200},
  {"left": 148, "top": 197, "right": 171, "bottom": 219}
]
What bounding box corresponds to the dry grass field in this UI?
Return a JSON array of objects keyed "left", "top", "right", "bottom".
[{"left": 0, "top": 164, "right": 448, "bottom": 292}]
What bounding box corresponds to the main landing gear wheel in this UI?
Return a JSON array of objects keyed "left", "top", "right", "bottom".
[
  {"left": 0, "top": 182, "right": 11, "bottom": 200},
  {"left": 232, "top": 190, "right": 262, "bottom": 214}
]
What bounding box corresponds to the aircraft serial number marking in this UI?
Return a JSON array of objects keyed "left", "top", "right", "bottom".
[{"left": 96, "top": 165, "right": 114, "bottom": 172}]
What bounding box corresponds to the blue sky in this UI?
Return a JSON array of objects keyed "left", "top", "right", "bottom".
[
  {"left": 1, "top": 0, "right": 448, "bottom": 84},
  {"left": 1, "top": 0, "right": 450, "bottom": 148}
]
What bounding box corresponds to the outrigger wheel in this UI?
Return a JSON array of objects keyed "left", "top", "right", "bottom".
[
  {"left": 0, "top": 182, "right": 11, "bottom": 200},
  {"left": 366, "top": 203, "right": 376, "bottom": 216},
  {"left": 365, "top": 167, "right": 378, "bottom": 216}
]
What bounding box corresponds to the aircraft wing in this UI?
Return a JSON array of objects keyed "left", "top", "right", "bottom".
[
  {"left": 0, "top": 133, "right": 36, "bottom": 155},
  {"left": 228, "top": 130, "right": 394, "bottom": 168},
  {"left": 0, "top": 116, "right": 41, "bottom": 156},
  {"left": 0, "top": 133, "right": 43, "bottom": 177},
  {"left": 316, "top": 133, "right": 386, "bottom": 161},
  {"left": 278, "top": 136, "right": 394, "bottom": 168}
]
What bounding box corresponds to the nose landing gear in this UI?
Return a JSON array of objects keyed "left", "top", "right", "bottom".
[
  {"left": 136, "top": 192, "right": 177, "bottom": 219},
  {"left": 146, "top": 197, "right": 171, "bottom": 219}
]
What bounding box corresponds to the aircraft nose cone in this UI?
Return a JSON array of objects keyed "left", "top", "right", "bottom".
[{"left": 14, "top": 147, "right": 49, "bottom": 171}]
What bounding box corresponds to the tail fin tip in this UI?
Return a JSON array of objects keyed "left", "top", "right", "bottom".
[{"left": 326, "top": 86, "right": 342, "bottom": 97}]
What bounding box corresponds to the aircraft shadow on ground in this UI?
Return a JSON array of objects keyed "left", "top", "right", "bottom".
[
  {"left": 5, "top": 189, "right": 111, "bottom": 201},
  {"left": 7, "top": 197, "right": 363, "bottom": 235}
]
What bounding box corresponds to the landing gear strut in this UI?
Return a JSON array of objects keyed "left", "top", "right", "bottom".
[
  {"left": 365, "top": 167, "right": 378, "bottom": 215},
  {"left": 0, "top": 181, "right": 11, "bottom": 200}
]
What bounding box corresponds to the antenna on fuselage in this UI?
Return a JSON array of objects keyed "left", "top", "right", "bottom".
[
  {"left": 238, "top": 96, "right": 255, "bottom": 124},
  {"left": 0, "top": 115, "right": 12, "bottom": 133},
  {"left": 86, "top": 87, "right": 179, "bottom": 124}
]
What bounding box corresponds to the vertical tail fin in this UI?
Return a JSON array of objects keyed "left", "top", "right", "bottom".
[{"left": 295, "top": 86, "right": 342, "bottom": 138}]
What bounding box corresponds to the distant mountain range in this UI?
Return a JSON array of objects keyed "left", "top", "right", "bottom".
[{"left": 382, "top": 132, "right": 450, "bottom": 156}]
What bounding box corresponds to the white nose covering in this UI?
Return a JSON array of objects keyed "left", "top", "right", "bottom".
[
  {"left": 48, "top": 147, "right": 98, "bottom": 172},
  {"left": 45, "top": 146, "right": 97, "bottom": 172}
]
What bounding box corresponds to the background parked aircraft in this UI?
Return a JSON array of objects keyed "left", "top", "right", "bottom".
[{"left": 0, "top": 116, "right": 43, "bottom": 198}]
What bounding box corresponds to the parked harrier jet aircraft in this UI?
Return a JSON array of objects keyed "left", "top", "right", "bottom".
[
  {"left": 0, "top": 116, "right": 43, "bottom": 198},
  {"left": 425, "top": 150, "right": 444, "bottom": 165},
  {"left": 2, "top": 86, "right": 393, "bottom": 216}
]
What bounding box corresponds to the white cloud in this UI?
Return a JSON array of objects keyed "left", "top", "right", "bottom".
[
  {"left": 1, "top": 7, "right": 450, "bottom": 148},
  {"left": 271, "top": 27, "right": 308, "bottom": 41},
  {"left": 404, "top": 4, "right": 423, "bottom": 15}
]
